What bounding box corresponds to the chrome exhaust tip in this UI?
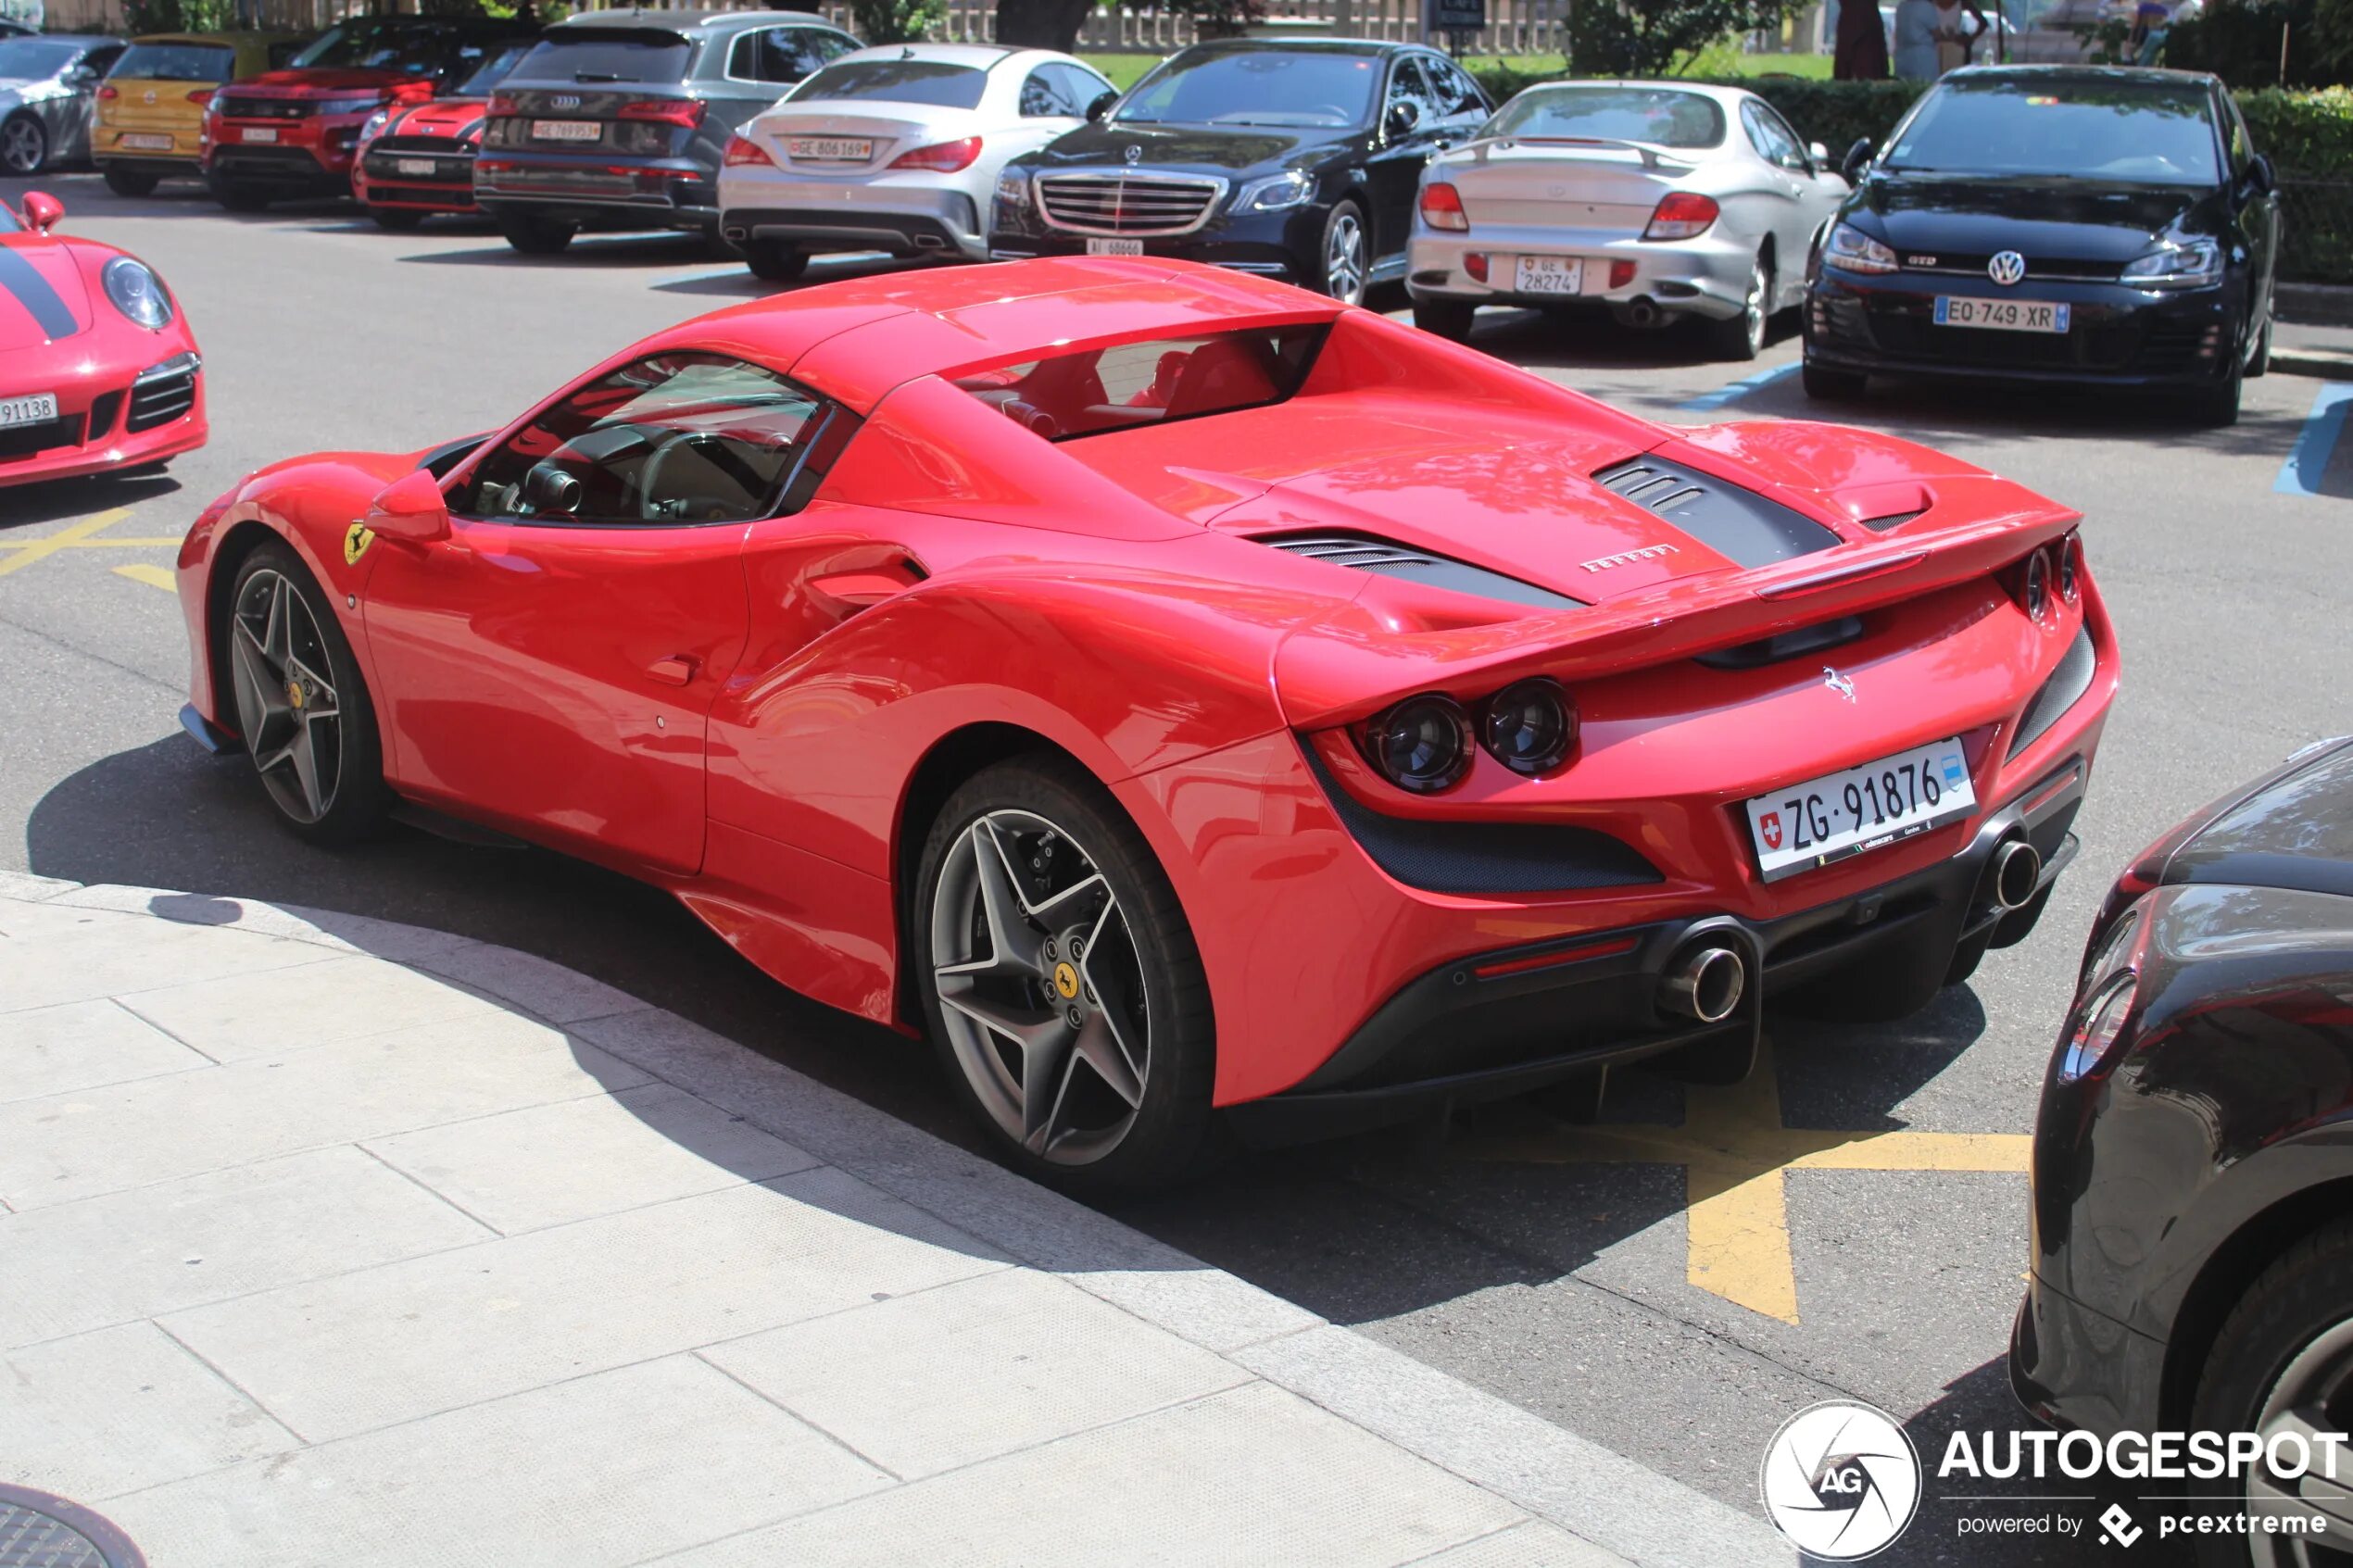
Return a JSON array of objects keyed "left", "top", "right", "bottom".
[
  {"left": 1992, "top": 838, "right": 2043, "bottom": 912},
  {"left": 1661, "top": 945, "right": 1745, "bottom": 1024}
]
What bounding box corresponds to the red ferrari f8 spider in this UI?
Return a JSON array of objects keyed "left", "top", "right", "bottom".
[
  {"left": 2, "top": 193, "right": 206, "bottom": 488},
  {"left": 177, "top": 257, "right": 2116, "bottom": 1185}
]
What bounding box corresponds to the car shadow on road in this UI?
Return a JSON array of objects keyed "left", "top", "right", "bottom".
[
  {"left": 1446, "top": 305, "right": 1800, "bottom": 372},
  {"left": 1, "top": 471, "right": 182, "bottom": 530}
]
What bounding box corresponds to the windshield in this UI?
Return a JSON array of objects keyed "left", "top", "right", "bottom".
[
  {"left": 0, "top": 202, "right": 19, "bottom": 233},
  {"left": 110, "top": 42, "right": 235, "bottom": 83},
  {"left": 1488, "top": 86, "right": 1726, "bottom": 148},
  {"left": 0, "top": 39, "right": 82, "bottom": 79},
  {"left": 291, "top": 19, "right": 473, "bottom": 75},
  {"left": 455, "top": 41, "right": 531, "bottom": 96},
  {"left": 1885, "top": 76, "right": 2220, "bottom": 184},
  {"left": 787, "top": 58, "right": 987, "bottom": 109},
  {"left": 511, "top": 29, "right": 693, "bottom": 86},
  {"left": 1113, "top": 48, "right": 1380, "bottom": 129}
]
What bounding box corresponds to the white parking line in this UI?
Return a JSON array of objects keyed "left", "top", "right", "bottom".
[{"left": 2274, "top": 383, "right": 2353, "bottom": 498}]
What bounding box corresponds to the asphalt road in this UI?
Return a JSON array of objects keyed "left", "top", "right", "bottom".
[{"left": 6, "top": 174, "right": 2348, "bottom": 1566}]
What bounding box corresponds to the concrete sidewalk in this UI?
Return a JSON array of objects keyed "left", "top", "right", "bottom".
[{"left": 0, "top": 872, "right": 1793, "bottom": 1568}]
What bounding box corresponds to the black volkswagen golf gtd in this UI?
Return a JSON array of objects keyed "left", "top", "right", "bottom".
[
  {"left": 2015, "top": 737, "right": 2353, "bottom": 1561},
  {"left": 986, "top": 38, "right": 1491, "bottom": 305},
  {"left": 1803, "top": 66, "right": 2279, "bottom": 424}
]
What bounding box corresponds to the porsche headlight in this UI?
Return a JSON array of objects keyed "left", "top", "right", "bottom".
[
  {"left": 1237, "top": 169, "right": 1314, "bottom": 212},
  {"left": 1822, "top": 220, "right": 1896, "bottom": 275},
  {"left": 102, "top": 257, "right": 173, "bottom": 331},
  {"left": 2120, "top": 237, "right": 2221, "bottom": 288}
]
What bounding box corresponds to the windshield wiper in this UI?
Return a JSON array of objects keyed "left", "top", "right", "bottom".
[{"left": 573, "top": 70, "right": 636, "bottom": 82}]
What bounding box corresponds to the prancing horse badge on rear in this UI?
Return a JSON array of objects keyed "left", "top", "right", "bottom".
[{"left": 1823, "top": 667, "right": 1857, "bottom": 702}]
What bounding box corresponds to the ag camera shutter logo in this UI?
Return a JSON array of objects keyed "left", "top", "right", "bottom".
[{"left": 1760, "top": 1400, "right": 1922, "bottom": 1559}]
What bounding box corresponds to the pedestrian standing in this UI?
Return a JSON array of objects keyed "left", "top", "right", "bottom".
[{"left": 1894, "top": 0, "right": 1940, "bottom": 79}]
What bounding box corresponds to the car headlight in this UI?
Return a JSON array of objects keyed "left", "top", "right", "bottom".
[
  {"left": 1236, "top": 169, "right": 1314, "bottom": 212},
  {"left": 359, "top": 108, "right": 391, "bottom": 142},
  {"left": 2120, "top": 237, "right": 2221, "bottom": 288},
  {"left": 102, "top": 257, "right": 173, "bottom": 331},
  {"left": 994, "top": 170, "right": 1028, "bottom": 209},
  {"left": 1822, "top": 220, "right": 1896, "bottom": 275},
  {"left": 318, "top": 94, "right": 384, "bottom": 117}
]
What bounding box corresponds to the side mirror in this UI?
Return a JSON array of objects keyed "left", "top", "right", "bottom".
[
  {"left": 20, "top": 192, "right": 62, "bottom": 232},
  {"left": 1385, "top": 99, "right": 1421, "bottom": 139},
  {"left": 522, "top": 460, "right": 582, "bottom": 516},
  {"left": 2246, "top": 153, "right": 2278, "bottom": 197},
  {"left": 1841, "top": 137, "right": 1874, "bottom": 182},
  {"left": 1084, "top": 89, "right": 1117, "bottom": 122},
  {"left": 1809, "top": 141, "right": 1831, "bottom": 166},
  {"left": 367, "top": 467, "right": 451, "bottom": 543}
]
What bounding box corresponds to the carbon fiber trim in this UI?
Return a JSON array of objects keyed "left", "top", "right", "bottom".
[
  {"left": 2009, "top": 623, "right": 2097, "bottom": 759},
  {"left": 1592, "top": 455, "right": 1841, "bottom": 567}
]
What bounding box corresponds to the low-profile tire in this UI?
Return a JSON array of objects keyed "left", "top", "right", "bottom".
[
  {"left": 912, "top": 755, "right": 1219, "bottom": 1190},
  {"left": 221, "top": 544, "right": 392, "bottom": 845},
  {"left": 370, "top": 207, "right": 426, "bottom": 232},
  {"left": 1, "top": 112, "right": 48, "bottom": 176},
  {"left": 2188, "top": 1218, "right": 2353, "bottom": 1568},
  {"left": 1802, "top": 359, "right": 1867, "bottom": 400},
  {"left": 208, "top": 178, "right": 271, "bottom": 213},
  {"left": 102, "top": 166, "right": 160, "bottom": 197},
  {"left": 499, "top": 215, "right": 577, "bottom": 256},
  {"left": 2187, "top": 365, "right": 2244, "bottom": 427},
  {"left": 744, "top": 238, "right": 808, "bottom": 282},
  {"left": 1412, "top": 296, "right": 1476, "bottom": 341},
  {"left": 1705, "top": 251, "right": 1771, "bottom": 361},
  {"left": 1313, "top": 198, "right": 1369, "bottom": 307}
]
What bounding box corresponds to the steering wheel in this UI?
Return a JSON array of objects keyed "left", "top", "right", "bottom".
[{"left": 638, "top": 430, "right": 769, "bottom": 522}]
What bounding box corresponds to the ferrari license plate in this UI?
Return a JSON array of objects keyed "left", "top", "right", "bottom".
[
  {"left": 1514, "top": 255, "right": 1583, "bottom": 295},
  {"left": 786, "top": 136, "right": 871, "bottom": 161},
  {"left": 1935, "top": 295, "right": 2069, "bottom": 332},
  {"left": 120, "top": 132, "right": 173, "bottom": 151},
  {"left": 1086, "top": 237, "right": 1144, "bottom": 257},
  {"left": 531, "top": 119, "right": 602, "bottom": 143},
  {"left": 239, "top": 126, "right": 278, "bottom": 144},
  {"left": 1745, "top": 737, "right": 1976, "bottom": 882},
  {"left": 0, "top": 392, "right": 58, "bottom": 429},
  {"left": 396, "top": 157, "right": 439, "bottom": 176}
]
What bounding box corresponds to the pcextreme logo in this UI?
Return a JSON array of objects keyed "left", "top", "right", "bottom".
[{"left": 1759, "top": 1400, "right": 1923, "bottom": 1560}]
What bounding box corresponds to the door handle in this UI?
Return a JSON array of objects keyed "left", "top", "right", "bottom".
[{"left": 646, "top": 655, "right": 699, "bottom": 686}]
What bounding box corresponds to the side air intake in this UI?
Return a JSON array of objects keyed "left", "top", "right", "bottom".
[
  {"left": 1592, "top": 456, "right": 1843, "bottom": 567},
  {"left": 1260, "top": 533, "right": 1586, "bottom": 610}
]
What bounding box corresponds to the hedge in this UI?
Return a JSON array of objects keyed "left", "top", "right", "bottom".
[{"left": 1461, "top": 68, "right": 2353, "bottom": 283}]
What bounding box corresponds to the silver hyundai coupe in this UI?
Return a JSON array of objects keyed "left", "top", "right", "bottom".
[
  {"left": 1404, "top": 81, "right": 1850, "bottom": 360},
  {"left": 0, "top": 33, "right": 123, "bottom": 176}
]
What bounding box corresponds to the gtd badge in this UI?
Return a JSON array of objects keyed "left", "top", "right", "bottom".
[{"left": 1760, "top": 1400, "right": 1921, "bottom": 1560}]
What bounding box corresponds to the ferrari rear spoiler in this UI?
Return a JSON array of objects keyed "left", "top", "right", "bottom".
[
  {"left": 1271, "top": 502, "right": 2079, "bottom": 729},
  {"left": 1451, "top": 134, "right": 1694, "bottom": 173}
]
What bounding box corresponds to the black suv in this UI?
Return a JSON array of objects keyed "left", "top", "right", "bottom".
[
  {"left": 988, "top": 38, "right": 1491, "bottom": 305},
  {"left": 475, "top": 8, "right": 857, "bottom": 256}
]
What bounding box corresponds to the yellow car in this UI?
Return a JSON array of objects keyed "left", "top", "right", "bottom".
[{"left": 94, "top": 31, "right": 305, "bottom": 194}]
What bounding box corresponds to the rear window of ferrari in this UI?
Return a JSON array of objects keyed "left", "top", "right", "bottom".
[
  {"left": 512, "top": 29, "right": 695, "bottom": 86},
  {"left": 788, "top": 59, "right": 988, "bottom": 109},
  {"left": 952, "top": 325, "right": 1326, "bottom": 441},
  {"left": 111, "top": 42, "right": 236, "bottom": 82},
  {"left": 1488, "top": 86, "right": 1726, "bottom": 148}
]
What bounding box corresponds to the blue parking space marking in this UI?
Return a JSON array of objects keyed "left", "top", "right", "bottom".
[
  {"left": 1678, "top": 359, "right": 1802, "bottom": 414},
  {"left": 2274, "top": 383, "right": 2353, "bottom": 498}
]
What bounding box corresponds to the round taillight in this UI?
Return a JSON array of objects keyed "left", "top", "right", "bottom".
[
  {"left": 1363, "top": 695, "right": 1471, "bottom": 793},
  {"left": 2058, "top": 535, "right": 2081, "bottom": 603},
  {"left": 1481, "top": 678, "right": 1574, "bottom": 775},
  {"left": 2023, "top": 548, "right": 2050, "bottom": 620},
  {"left": 2057, "top": 971, "right": 2138, "bottom": 1083}
]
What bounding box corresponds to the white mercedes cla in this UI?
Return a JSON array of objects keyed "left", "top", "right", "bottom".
[{"left": 718, "top": 43, "right": 1115, "bottom": 282}]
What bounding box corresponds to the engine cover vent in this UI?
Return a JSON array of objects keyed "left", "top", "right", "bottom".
[
  {"left": 1592, "top": 456, "right": 1842, "bottom": 567},
  {"left": 1259, "top": 533, "right": 1585, "bottom": 610}
]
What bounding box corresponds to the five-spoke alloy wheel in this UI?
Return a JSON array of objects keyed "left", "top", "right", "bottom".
[{"left": 224, "top": 546, "right": 389, "bottom": 842}]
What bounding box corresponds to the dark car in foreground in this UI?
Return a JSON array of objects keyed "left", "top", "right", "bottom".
[
  {"left": 1803, "top": 66, "right": 2279, "bottom": 425},
  {"left": 987, "top": 38, "right": 1491, "bottom": 305},
  {"left": 473, "top": 8, "right": 857, "bottom": 256},
  {"left": 2013, "top": 737, "right": 2353, "bottom": 1562}
]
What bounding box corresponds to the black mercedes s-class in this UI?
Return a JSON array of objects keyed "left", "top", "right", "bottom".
[
  {"left": 1803, "top": 66, "right": 2279, "bottom": 425},
  {"left": 985, "top": 38, "right": 1491, "bottom": 306},
  {"left": 2014, "top": 736, "right": 2353, "bottom": 1561}
]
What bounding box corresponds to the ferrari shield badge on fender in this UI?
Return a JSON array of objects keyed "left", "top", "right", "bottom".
[{"left": 344, "top": 523, "right": 376, "bottom": 566}]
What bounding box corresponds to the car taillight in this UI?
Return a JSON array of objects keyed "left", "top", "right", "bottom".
[
  {"left": 98, "top": 85, "right": 118, "bottom": 100},
  {"left": 1480, "top": 679, "right": 1575, "bottom": 774},
  {"left": 1360, "top": 695, "right": 1473, "bottom": 793},
  {"left": 488, "top": 93, "right": 517, "bottom": 116},
  {"left": 619, "top": 98, "right": 706, "bottom": 128},
  {"left": 723, "top": 133, "right": 773, "bottom": 169},
  {"left": 2058, "top": 531, "right": 2082, "bottom": 602},
  {"left": 889, "top": 135, "right": 981, "bottom": 172},
  {"left": 2057, "top": 970, "right": 2139, "bottom": 1083},
  {"left": 1642, "top": 192, "right": 1719, "bottom": 241},
  {"left": 2006, "top": 546, "right": 2057, "bottom": 621},
  {"left": 186, "top": 89, "right": 215, "bottom": 106},
  {"left": 1419, "top": 181, "right": 1467, "bottom": 232}
]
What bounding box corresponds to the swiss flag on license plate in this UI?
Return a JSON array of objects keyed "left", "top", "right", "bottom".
[{"left": 1759, "top": 811, "right": 1782, "bottom": 850}]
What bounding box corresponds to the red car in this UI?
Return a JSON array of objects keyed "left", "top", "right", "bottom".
[
  {"left": 2, "top": 193, "right": 205, "bottom": 488},
  {"left": 201, "top": 15, "right": 533, "bottom": 212},
  {"left": 174, "top": 257, "right": 2117, "bottom": 1186},
  {"left": 349, "top": 40, "right": 533, "bottom": 231}
]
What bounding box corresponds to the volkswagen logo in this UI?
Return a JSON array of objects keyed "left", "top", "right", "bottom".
[
  {"left": 1122, "top": 144, "right": 1141, "bottom": 165},
  {"left": 1987, "top": 250, "right": 2028, "bottom": 286}
]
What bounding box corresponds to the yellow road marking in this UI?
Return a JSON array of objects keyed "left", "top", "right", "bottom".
[
  {"left": 111, "top": 563, "right": 177, "bottom": 593},
  {"left": 1460, "top": 1040, "right": 2031, "bottom": 1324},
  {"left": 0, "top": 508, "right": 136, "bottom": 577}
]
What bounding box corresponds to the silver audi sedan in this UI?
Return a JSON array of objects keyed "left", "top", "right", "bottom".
[
  {"left": 1405, "top": 82, "right": 1850, "bottom": 359},
  {"left": 0, "top": 34, "right": 124, "bottom": 176}
]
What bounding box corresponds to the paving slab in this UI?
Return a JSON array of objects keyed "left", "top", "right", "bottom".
[
  {"left": 0, "top": 998, "right": 211, "bottom": 1103},
  {"left": 116, "top": 952, "right": 498, "bottom": 1063},
  {"left": 0, "top": 909, "right": 337, "bottom": 1013}
]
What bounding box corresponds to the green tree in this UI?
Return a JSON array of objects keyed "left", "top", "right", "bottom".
[
  {"left": 853, "top": 0, "right": 947, "bottom": 45},
  {"left": 1571, "top": 0, "right": 1813, "bottom": 78}
]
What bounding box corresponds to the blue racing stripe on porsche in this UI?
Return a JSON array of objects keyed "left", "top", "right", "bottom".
[{"left": 0, "top": 246, "right": 82, "bottom": 341}]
